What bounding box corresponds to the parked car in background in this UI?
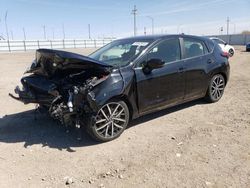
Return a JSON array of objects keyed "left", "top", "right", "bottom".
[
  {"left": 210, "top": 37, "right": 235, "bottom": 57},
  {"left": 246, "top": 42, "right": 250, "bottom": 51},
  {"left": 10, "top": 35, "right": 230, "bottom": 142}
]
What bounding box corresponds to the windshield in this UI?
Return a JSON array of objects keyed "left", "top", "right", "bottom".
[{"left": 89, "top": 39, "right": 154, "bottom": 67}]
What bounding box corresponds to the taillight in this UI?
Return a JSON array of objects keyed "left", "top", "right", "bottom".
[{"left": 221, "top": 51, "right": 229, "bottom": 58}]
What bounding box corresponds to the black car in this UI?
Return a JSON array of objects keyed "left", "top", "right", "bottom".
[
  {"left": 246, "top": 42, "right": 250, "bottom": 51},
  {"left": 10, "top": 35, "right": 230, "bottom": 142}
]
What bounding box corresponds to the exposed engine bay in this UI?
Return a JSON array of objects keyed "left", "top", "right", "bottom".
[{"left": 9, "top": 49, "right": 112, "bottom": 128}]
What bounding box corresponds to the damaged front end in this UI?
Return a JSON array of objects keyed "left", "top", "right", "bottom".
[{"left": 10, "top": 49, "right": 112, "bottom": 127}]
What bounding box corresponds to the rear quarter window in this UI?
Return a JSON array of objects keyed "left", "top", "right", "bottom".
[
  {"left": 206, "top": 39, "right": 215, "bottom": 52},
  {"left": 183, "top": 38, "right": 207, "bottom": 59}
]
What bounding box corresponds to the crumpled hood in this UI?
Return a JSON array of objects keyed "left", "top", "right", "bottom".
[{"left": 27, "top": 49, "right": 112, "bottom": 77}]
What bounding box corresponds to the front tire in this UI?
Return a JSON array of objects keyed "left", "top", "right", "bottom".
[
  {"left": 86, "top": 100, "right": 130, "bottom": 142},
  {"left": 205, "top": 74, "right": 225, "bottom": 103}
]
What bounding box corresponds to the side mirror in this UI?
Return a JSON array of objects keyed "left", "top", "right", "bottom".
[
  {"left": 224, "top": 42, "right": 228, "bottom": 46},
  {"left": 147, "top": 58, "right": 165, "bottom": 69},
  {"left": 143, "top": 58, "right": 165, "bottom": 73}
]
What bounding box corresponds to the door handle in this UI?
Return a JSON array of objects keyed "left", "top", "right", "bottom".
[{"left": 207, "top": 59, "right": 214, "bottom": 64}]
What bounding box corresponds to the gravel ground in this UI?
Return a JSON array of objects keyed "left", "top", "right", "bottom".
[{"left": 0, "top": 47, "right": 249, "bottom": 188}]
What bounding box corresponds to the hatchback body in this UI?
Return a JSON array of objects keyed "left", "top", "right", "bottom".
[{"left": 10, "top": 35, "right": 230, "bottom": 141}]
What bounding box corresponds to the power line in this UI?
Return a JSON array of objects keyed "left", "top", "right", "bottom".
[
  {"left": 43, "top": 25, "right": 46, "bottom": 40},
  {"left": 52, "top": 28, "right": 55, "bottom": 39},
  {"left": 10, "top": 30, "right": 13, "bottom": 40},
  {"left": 62, "top": 23, "right": 65, "bottom": 39},
  {"left": 88, "top": 24, "right": 91, "bottom": 39},
  {"left": 147, "top": 16, "right": 154, "bottom": 35},
  {"left": 226, "top": 16, "right": 229, "bottom": 35},
  {"left": 177, "top": 24, "right": 182, "bottom": 34},
  {"left": 230, "top": 21, "right": 236, "bottom": 34},
  {"left": 0, "top": 18, "right": 2, "bottom": 39},
  {"left": 23, "top": 27, "right": 26, "bottom": 40},
  {"left": 131, "top": 5, "right": 137, "bottom": 36}
]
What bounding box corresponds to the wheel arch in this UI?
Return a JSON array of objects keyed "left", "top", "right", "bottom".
[
  {"left": 209, "top": 64, "right": 229, "bottom": 85},
  {"left": 107, "top": 94, "right": 134, "bottom": 121},
  {"left": 219, "top": 72, "right": 228, "bottom": 85}
]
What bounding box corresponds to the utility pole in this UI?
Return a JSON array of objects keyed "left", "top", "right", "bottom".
[
  {"left": 23, "top": 27, "right": 26, "bottom": 40},
  {"left": 226, "top": 17, "right": 229, "bottom": 35},
  {"left": 88, "top": 24, "right": 91, "bottom": 39},
  {"left": 62, "top": 23, "right": 65, "bottom": 39},
  {"left": 131, "top": 5, "right": 137, "bottom": 36},
  {"left": 5, "top": 11, "right": 9, "bottom": 40},
  {"left": 147, "top": 16, "right": 154, "bottom": 35},
  {"left": 144, "top": 27, "right": 147, "bottom": 35},
  {"left": 43, "top": 25, "right": 46, "bottom": 40}
]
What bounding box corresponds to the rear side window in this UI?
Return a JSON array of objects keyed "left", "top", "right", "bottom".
[
  {"left": 183, "top": 38, "right": 206, "bottom": 59},
  {"left": 147, "top": 38, "right": 181, "bottom": 64},
  {"left": 207, "top": 39, "right": 215, "bottom": 52}
]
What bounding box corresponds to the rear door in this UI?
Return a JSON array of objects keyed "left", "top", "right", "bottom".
[{"left": 181, "top": 37, "right": 212, "bottom": 99}]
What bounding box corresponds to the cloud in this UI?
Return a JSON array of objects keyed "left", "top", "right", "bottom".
[
  {"left": 16, "top": 0, "right": 126, "bottom": 11},
  {"left": 140, "top": 0, "right": 235, "bottom": 17},
  {"left": 117, "top": 17, "right": 250, "bottom": 37}
]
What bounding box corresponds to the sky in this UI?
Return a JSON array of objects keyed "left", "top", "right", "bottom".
[{"left": 0, "top": 0, "right": 250, "bottom": 40}]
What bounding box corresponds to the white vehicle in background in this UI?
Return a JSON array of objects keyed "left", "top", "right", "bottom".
[{"left": 210, "top": 37, "right": 235, "bottom": 57}]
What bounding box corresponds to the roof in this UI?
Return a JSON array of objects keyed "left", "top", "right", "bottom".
[{"left": 118, "top": 34, "right": 208, "bottom": 41}]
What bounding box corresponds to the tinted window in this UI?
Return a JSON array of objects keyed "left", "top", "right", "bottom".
[
  {"left": 147, "top": 38, "right": 181, "bottom": 64},
  {"left": 183, "top": 38, "right": 205, "bottom": 58},
  {"left": 207, "top": 39, "right": 215, "bottom": 52}
]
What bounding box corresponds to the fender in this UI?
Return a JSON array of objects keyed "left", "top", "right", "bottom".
[{"left": 88, "top": 66, "right": 140, "bottom": 119}]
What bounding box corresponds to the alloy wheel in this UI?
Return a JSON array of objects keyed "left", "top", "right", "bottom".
[
  {"left": 94, "top": 102, "right": 128, "bottom": 139},
  {"left": 229, "top": 49, "right": 234, "bottom": 56},
  {"left": 210, "top": 75, "right": 225, "bottom": 101}
]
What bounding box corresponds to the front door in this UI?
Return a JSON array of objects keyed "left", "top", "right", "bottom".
[{"left": 135, "top": 38, "right": 185, "bottom": 114}]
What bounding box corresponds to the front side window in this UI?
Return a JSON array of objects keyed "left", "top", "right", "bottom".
[
  {"left": 183, "top": 38, "right": 205, "bottom": 58},
  {"left": 147, "top": 38, "right": 181, "bottom": 64},
  {"left": 89, "top": 39, "right": 153, "bottom": 67}
]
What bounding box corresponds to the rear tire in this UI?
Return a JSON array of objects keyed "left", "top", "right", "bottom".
[
  {"left": 205, "top": 74, "right": 225, "bottom": 103},
  {"left": 228, "top": 48, "right": 234, "bottom": 57},
  {"left": 86, "top": 100, "right": 130, "bottom": 142}
]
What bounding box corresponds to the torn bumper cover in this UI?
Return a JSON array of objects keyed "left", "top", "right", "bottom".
[
  {"left": 9, "top": 75, "right": 56, "bottom": 104},
  {"left": 9, "top": 75, "right": 100, "bottom": 114},
  {"left": 9, "top": 86, "right": 36, "bottom": 104}
]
